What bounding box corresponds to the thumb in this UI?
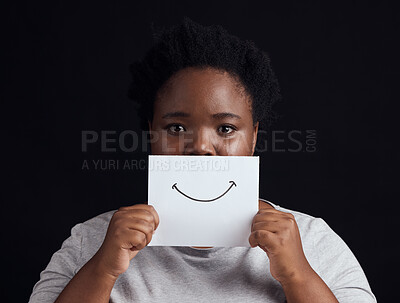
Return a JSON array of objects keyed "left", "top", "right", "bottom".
[{"left": 248, "top": 232, "right": 259, "bottom": 248}]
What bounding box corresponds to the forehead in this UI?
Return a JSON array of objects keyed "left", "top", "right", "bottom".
[{"left": 154, "top": 67, "right": 252, "bottom": 116}]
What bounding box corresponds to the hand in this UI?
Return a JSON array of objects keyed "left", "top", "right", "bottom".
[
  {"left": 92, "top": 204, "right": 159, "bottom": 279},
  {"left": 249, "top": 205, "right": 312, "bottom": 285}
]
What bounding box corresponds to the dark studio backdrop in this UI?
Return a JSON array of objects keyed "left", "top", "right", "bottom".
[{"left": 3, "top": 1, "right": 398, "bottom": 302}]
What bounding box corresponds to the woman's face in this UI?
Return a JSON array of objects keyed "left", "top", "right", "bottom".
[{"left": 150, "top": 67, "right": 258, "bottom": 156}]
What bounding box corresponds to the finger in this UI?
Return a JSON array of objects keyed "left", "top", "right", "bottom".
[
  {"left": 122, "top": 209, "right": 158, "bottom": 229},
  {"left": 125, "top": 219, "right": 155, "bottom": 244},
  {"left": 145, "top": 204, "right": 160, "bottom": 229},
  {"left": 119, "top": 204, "right": 160, "bottom": 230},
  {"left": 131, "top": 204, "right": 160, "bottom": 229},
  {"left": 257, "top": 208, "right": 282, "bottom": 214},
  {"left": 119, "top": 229, "right": 148, "bottom": 251},
  {"left": 257, "top": 208, "right": 294, "bottom": 217},
  {"left": 118, "top": 204, "right": 144, "bottom": 211},
  {"left": 251, "top": 221, "right": 282, "bottom": 233},
  {"left": 254, "top": 209, "right": 290, "bottom": 219},
  {"left": 112, "top": 208, "right": 155, "bottom": 231},
  {"left": 252, "top": 213, "right": 283, "bottom": 225},
  {"left": 249, "top": 229, "right": 276, "bottom": 249}
]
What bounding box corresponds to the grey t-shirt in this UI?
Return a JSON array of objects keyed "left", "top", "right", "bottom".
[{"left": 29, "top": 201, "right": 376, "bottom": 302}]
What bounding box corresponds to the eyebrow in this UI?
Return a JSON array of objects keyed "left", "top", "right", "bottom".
[
  {"left": 161, "top": 111, "right": 241, "bottom": 120},
  {"left": 212, "top": 112, "right": 241, "bottom": 120},
  {"left": 162, "top": 111, "right": 190, "bottom": 119}
]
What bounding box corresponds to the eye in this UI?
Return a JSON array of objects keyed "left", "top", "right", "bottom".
[
  {"left": 167, "top": 124, "right": 186, "bottom": 134},
  {"left": 218, "top": 125, "right": 236, "bottom": 135}
]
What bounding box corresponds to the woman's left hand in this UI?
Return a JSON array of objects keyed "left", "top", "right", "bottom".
[{"left": 249, "top": 203, "right": 313, "bottom": 285}]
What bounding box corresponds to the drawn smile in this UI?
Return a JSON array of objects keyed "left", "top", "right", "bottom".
[{"left": 171, "top": 181, "right": 237, "bottom": 202}]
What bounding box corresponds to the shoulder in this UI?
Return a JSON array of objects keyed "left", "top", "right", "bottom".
[
  {"left": 261, "top": 199, "right": 376, "bottom": 302},
  {"left": 259, "top": 199, "right": 346, "bottom": 259},
  {"left": 260, "top": 199, "right": 329, "bottom": 238},
  {"left": 79, "top": 209, "right": 116, "bottom": 232},
  {"left": 70, "top": 209, "right": 115, "bottom": 238},
  {"left": 69, "top": 210, "right": 116, "bottom": 261}
]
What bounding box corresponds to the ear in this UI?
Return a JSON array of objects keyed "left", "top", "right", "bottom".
[{"left": 251, "top": 122, "right": 259, "bottom": 155}]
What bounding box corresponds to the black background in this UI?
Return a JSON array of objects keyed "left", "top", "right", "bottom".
[{"left": 3, "top": 1, "right": 398, "bottom": 302}]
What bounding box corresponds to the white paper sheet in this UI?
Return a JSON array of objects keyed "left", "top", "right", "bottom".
[{"left": 148, "top": 155, "right": 259, "bottom": 247}]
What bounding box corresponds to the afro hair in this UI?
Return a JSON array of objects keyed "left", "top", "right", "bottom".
[{"left": 128, "top": 17, "right": 281, "bottom": 130}]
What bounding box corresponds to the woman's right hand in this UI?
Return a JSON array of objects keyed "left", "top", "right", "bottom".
[{"left": 92, "top": 204, "right": 159, "bottom": 278}]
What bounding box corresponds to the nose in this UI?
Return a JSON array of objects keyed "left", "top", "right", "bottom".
[{"left": 184, "top": 129, "right": 216, "bottom": 155}]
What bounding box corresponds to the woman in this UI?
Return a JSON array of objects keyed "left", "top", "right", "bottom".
[{"left": 29, "top": 18, "right": 376, "bottom": 302}]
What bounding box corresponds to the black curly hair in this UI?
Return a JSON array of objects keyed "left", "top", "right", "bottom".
[{"left": 128, "top": 17, "right": 281, "bottom": 131}]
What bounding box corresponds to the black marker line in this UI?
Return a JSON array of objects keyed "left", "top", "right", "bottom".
[{"left": 171, "top": 181, "right": 237, "bottom": 202}]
